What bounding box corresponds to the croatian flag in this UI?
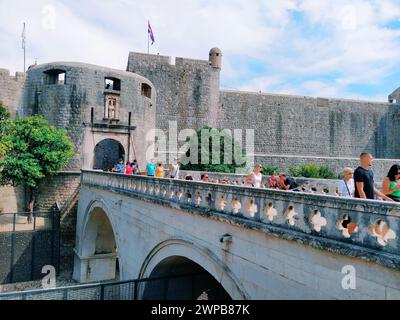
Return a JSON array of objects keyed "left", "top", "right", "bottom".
[{"left": 148, "top": 20, "right": 155, "bottom": 45}]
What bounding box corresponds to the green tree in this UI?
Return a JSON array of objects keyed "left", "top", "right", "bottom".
[
  {"left": 0, "top": 101, "right": 11, "bottom": 157},
  {"left": 0, "top": 115, "right": 74, "bottom": 221},
  {"left": 180, "top": 126, "right": 247, "bottom": 173}
]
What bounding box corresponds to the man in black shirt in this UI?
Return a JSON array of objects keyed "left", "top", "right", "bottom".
[{"left": 354, "top": 153, "right": 392, "bottom": 201}]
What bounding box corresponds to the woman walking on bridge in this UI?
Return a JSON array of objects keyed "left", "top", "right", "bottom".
[{"left": 381, "top": 164, "right": 400, "bottom": 202}]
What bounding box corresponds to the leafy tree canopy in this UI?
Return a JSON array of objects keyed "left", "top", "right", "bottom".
[
  {"left": 180, "top": 126, "right": 247, "bottom": 173},
  {"left": 0, "top": 101, "right": 11, "bottom": 157},
  {"left": 0, "top": 115, "right": 75, "bottom": 189}
]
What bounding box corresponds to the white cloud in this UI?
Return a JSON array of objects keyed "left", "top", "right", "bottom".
[{"left": 0, "top": 0, "right": 399, "bottom": 101}]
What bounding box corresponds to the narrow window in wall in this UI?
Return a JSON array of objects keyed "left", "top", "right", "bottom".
[
  {"left": 43, "top": 69, "right": 66, "bottom": 85},
  {"left": 141, "top": 83, "right": 152, "bottom": 99},
  {"left": 105, "top": 77, "right": 121, "bottom": 91}
]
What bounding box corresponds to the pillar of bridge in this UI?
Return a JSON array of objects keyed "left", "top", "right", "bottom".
[
  {"left": 73, "top": 206, "right": 118, "bottom": 283},
  {"left": 73, "top": 251, "right": 117, "bottom": 283}
]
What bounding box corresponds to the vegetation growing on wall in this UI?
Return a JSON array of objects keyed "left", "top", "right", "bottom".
[
  {"left": 0, "top": 101, "right": 11, "bottom": 157},
  {"left": 288, "top": 163, "right": 337, "bottom": 179}
]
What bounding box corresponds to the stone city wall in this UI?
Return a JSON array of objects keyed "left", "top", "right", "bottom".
[
  {"left": 218, "top": 90, "right": 400, "bottom": 160},
  {"left": 0, "top": 68, "right": 25, "bottom": 118}
]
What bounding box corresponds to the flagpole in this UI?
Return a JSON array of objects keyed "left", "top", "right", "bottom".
[{"left": 147, "top": 20, "right": 149, "bottom": 54}]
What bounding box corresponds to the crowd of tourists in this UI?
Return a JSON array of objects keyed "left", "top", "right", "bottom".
[
  {"left": 110, "top": 152, "right": 400, "bottom": 202},
  {"left": 111, "top": 158, "right": 181, "bottom": 179}
]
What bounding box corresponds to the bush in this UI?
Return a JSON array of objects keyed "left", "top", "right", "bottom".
[
  {"left": 288, "top": 166, "right": 299, "bottom": 177},
  {"left": 287, "top": 163, "right": 337, "bottom": 179},
  {"left": 298, "top": 163, "right": 319, "bottom": 178},
  {"left": 318, "top": 164, "right": 336, "bottom": 179},
  {"left": 261, "top": 165, "right": 280, "bottom": 175}
]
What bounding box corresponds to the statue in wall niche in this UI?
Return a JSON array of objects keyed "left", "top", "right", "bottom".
[
  {"left": 336, "top": 214, "right": 358, "bottom": 238},
  {"left": 246, "top": 200, "right": 258, "bottom": 218},
  {"left": 309, "top": 210, "right": 327, "bottom": 232},
  {"left": 108, "top": 100, "right": 116, "bottom": 119},
  {"left": 231, "top": 198, "right": 241, "bottom": 214},
  {"left": 264, "top": 203, "right": 277, "bottom": 222},
  {"left": 284, "top": 206, "right": 298, "bottom": 226},
  {"left": 369, "top": 220, "right": 396, "bottom": 246}
]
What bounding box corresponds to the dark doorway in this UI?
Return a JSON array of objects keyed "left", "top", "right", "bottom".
[
  {"left": 142, "top": 256, "right": 231, "bottom": 300},
  {"left": 94, "top": 139, "right": 125, "bottom": 171}
]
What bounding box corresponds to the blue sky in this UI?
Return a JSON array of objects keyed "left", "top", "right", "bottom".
[{"left": 1, "top": 0, "right": 400, "bottom": 101}]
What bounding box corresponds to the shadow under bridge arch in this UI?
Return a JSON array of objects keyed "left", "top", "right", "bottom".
[{"left": 138, "top": 239, "right": 248, "bottom": 300}]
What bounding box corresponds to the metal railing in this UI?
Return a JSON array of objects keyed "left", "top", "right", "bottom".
[
  {"left": 0, "top": 272, "right": 208, "bottom": 300},
  {"left": 0, "top": 210, "right": 60, "bottom": 284}
]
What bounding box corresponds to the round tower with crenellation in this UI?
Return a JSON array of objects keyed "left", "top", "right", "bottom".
[{"left": 209, "top": 47, "right": 222, "bottom": 69}]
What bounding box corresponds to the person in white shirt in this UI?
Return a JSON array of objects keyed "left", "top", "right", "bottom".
[
  {"left": 338, "top": 167, "right": 355, "bottom": 197},
  {"left": 251, "top": 163, "right": 263, "bottom": 188},
  {"left": 168, "top": 158, "right": 180, "bottom": 179}
]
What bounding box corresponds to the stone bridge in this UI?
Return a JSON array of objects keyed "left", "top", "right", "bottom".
[{"left": 73, "top": 170, "right": 400, "bottom": 299}]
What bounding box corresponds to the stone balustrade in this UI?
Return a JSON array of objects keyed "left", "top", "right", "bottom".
[
  {"left": 179, "top": 170, "right": 383, "bottom": 195},
  {"left": 81, "top": 170, "right": 400, "bottom": 270}
]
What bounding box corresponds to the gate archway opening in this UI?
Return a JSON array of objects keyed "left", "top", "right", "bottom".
[
  {"left": 81, "top": 207, "right": 119, "bottom": 282},
  {"left": 93, "top": 139, "right": 125, "bottom": 171},
  {"left": 141, "top": 256, "right": 231, "bottom": 300}
]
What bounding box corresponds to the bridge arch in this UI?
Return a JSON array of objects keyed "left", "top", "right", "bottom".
[
  {"left": 138, "top": 239, "right": 249, "bottom": 300},
  {"left": 73, "top": 199, "right": 120, "bottom": 283}
]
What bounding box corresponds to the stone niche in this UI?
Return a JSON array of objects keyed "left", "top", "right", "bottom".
[{"left": 104, "top": 94, "right": 120, "bottom": 122}]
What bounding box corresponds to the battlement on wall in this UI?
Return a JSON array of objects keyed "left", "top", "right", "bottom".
[
  {"left": 0, "top": 68, "right": 25, "bottom": 82},
  {"left": 127, "top": 51, "right": 210, "bottom": 71},
  {"left": 175, "top": 57, "right": 210, "bottom": 67},
  {"left": 220, "top": 88, "right": 391, "bottom": 106},
  {"left": 127, "top": 52, "right": 172, "bottom": 66}
]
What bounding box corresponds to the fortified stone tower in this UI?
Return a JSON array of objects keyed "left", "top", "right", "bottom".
[
  {"left": 126, "top": 48, "right": 222, "bottom": 133},
  {"left": 22, "top": 62, "right": 156, "bottom": 172},
  {"left": 388, "top": 87, "right": 400, "bottom": 104},
  {"left": 209, "top": 47, "right": 222, "bottom": 69}
]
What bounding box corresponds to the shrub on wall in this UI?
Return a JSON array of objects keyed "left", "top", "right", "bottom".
[
  {"left": 318, "top": 164, "right": 336, "bottom": 179},
  {"left": 287, "top": 163, "right": 337, "bottom": 179},
  {"left": 261, "top": 165, "right": 280, "bottom": 175},
  {"left": 288, "top": 166, "right": 299, "bottom": 177}
]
